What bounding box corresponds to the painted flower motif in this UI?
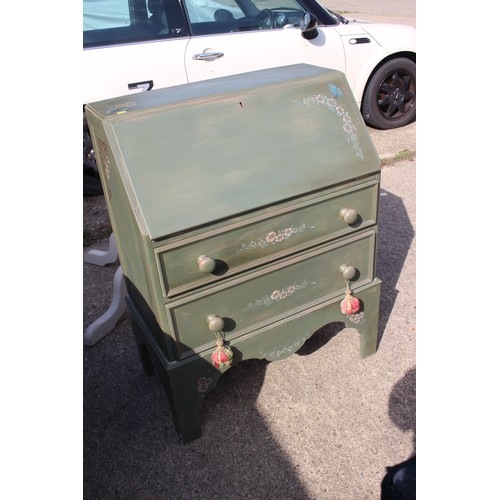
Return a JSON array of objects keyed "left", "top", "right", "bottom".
[
  {"left": 347, "top": 312, "right": 364, "bottom": 324},
  {"left": 104, "top": 156, "right": 111, "bottom": 180},
  {"left": 263, "top": 339, "right": 302, "bottom": 360},
  {"left": 298, "top": 88, "right": 364, "bottom": 160},
  {"left": 246, "top": 280, "right": 316, "bottom": 309},
  {"left": 196, "top": 377, "right": 212, "bottom": 393},
  {"left": 343, "top": 119, "right": 354, "bottom": 135},
  {"left": 238, "top": 224, "right": 314, "bottom": 253},
  {"left": 266, "top": 231, "right": 277, "bottom": 243}
]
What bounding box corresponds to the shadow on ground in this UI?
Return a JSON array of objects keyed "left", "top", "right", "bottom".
[
  {"left": 84, "top": 307, "right": 311, "bottom": 499},
  {"left": 389, "top": 366, "right": 416, "bottom": 455},
  {"left": 376, "top": 187, "right": 415, "bottom": 347}
]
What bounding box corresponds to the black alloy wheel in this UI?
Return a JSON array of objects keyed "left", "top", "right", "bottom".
[{"left": 362, "top": 57, "right": 416, "bottom": 130}]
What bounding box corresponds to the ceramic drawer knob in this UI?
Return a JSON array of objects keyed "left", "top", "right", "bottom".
[
  {"left": 339, "top": 207, "right": 359, "bottom": 225},
  {"left": 197, "top": 255, "right": 217, "bottom": 273},
  {"left": 339, "top": 264, "right": 356, "bottom": 280},
  {"left": 207, "top": 314, "right": 225, "bottom": 332}
]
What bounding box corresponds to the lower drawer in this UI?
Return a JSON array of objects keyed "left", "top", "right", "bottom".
[{"left": 166, "top": 230, "right": 376, "bottom": 359}]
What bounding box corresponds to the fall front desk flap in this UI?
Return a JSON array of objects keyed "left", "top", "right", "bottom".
[{"left": 85, "top": 64, "right": 380, "bottom": 240}]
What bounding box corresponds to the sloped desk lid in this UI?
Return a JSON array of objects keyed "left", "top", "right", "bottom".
[{"left": 86, "top": 64, "right": 380, "bottom": 240}]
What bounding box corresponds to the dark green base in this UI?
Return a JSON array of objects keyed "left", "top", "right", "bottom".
[{"left": 127, "top": 278, "right": 381, "bottom": 444}]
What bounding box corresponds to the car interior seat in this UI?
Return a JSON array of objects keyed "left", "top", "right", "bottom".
[{"left": 147, "top": 0, "right": 169, "bottom": 35}]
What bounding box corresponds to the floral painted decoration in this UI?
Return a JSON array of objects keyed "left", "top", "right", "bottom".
[
  {"left": 196, "top": 377, "right": 213, "bottom": 394},
  {"left": 238, "top": 223, "right": 314, "bottom": 253},
  {"left": 299, "top": 83, "right": 364, "bottom": 159},
  {"left": 246, "top": 280, "right": 316, "bottom": 309}
]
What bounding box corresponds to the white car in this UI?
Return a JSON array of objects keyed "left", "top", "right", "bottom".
[{"left": 83, "top": 0, "right": 416, "bottom": 195}]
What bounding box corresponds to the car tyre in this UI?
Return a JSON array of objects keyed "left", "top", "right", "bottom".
[
  {"left": 83, "top": 124, "right": 103, "bottom": 196},
  {"left": 362, "top": 57, "right": 416, "bottom": 130},
  {"left": 84, "top": 159, "right": 104, "bottom": 196}
]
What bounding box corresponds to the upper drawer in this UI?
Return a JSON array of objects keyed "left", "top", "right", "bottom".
[
  {"left": 155, "top": 179, "right": 379, "bottom": 297},
  {"left": 165, "top": 229, "right": 376, "bottom": 360}
]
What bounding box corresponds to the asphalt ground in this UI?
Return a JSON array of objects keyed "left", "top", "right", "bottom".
[{"left": 82, "top": 2, "right": 416, "bottom": 498}]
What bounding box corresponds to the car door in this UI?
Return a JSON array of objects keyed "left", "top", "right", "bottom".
[
  {"left": 182, "top": 0, "right": 346, "bottom": 84},
  {"left": 83, "top": 0, "right": 191, "bottom": 104}
]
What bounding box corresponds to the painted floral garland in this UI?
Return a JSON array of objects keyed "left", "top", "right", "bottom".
[
  {"left": 237, "top": 223, "right": 314, "bottom": 253},
  {"left": 299, "top": 83, "right": 364, "bottom": 160}
]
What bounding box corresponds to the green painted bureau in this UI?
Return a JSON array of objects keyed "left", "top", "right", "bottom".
[{"left": 85, "top": 64, "right": 382, "bottom": 443}]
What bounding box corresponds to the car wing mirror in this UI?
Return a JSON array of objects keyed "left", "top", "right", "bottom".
[{"left": 300, "top": 12, "right": 318, "bottom": 40}]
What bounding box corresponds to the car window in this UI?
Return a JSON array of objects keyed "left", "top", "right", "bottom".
[
  {"left": 84, "top": 0, "right": 131, "bottom": 30},
  {"left": 184, "top": 0, "right": 245, "bottom": 23},
  {"left": 83, "top": 0, "right": 188, "bottom": 48},
  {"left": 183, "top": 0, "right": 306, "bottom": 36}
]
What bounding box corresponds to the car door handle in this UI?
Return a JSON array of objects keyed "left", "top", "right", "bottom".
[
  {"left": 128, "top": 80, "right": 154, "bottom": 91},
  {"left": 192, "top": 51, "right": 224, "bottom": 60}
]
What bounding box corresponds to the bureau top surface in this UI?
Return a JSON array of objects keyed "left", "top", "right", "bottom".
[{"left": 86, "top": 64, "right": 380, "bottom": 239}]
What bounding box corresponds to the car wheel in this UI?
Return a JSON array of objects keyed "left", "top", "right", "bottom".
[
  {"left": 362, "top": 57, "right": 416, "bottom": 130},
  {"left": 83, "top": 125, "right": 103, "bottom": 196}
]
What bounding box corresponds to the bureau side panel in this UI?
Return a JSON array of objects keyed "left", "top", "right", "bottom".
[{"left": 86, "top": 110, "right": 171, "bottom": 338}]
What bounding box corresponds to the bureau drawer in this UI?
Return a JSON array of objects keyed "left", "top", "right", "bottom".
[
  {"left": 166, "top": 230, "right": 376, "bottom": 359},
  {"left": 156, "top": 180, "right": 378, "bottom": 297}
]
